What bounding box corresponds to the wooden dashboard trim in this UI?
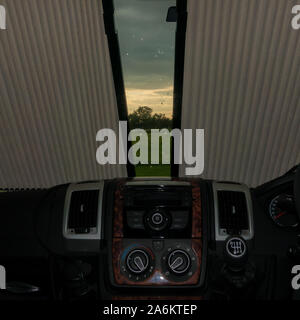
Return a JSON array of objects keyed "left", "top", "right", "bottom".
[
  {"left": 191, "top": 181, "right": 202, "bottom": 238},
  {"left": 113, "top": 180, "right": 125, "bottom": 238},
  {"left": 111, "top": 179, "right": 203, "bottom": 286}
]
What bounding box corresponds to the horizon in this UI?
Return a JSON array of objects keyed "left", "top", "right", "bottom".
[{"left": 114, "top": 0, "right": 176, "bottom": 119}]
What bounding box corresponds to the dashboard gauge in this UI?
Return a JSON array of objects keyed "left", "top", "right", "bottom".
[{"left": 269, "top": 194, "right": 299, "bottom": 228}]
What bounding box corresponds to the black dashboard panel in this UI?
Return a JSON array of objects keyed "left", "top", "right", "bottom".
[
  {"left": 0, "top": 168, "right": 299, "bottom": 300},
  {"left": 0, "top": 189, "right": 49, "bottom": 258}
]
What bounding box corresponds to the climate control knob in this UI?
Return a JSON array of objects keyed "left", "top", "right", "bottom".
[
  {"left": 126, "top": 249, "right": 150, "bottom": 275},
  {"left": 167, "top": 249, "right": 191, "bottom": 275}
]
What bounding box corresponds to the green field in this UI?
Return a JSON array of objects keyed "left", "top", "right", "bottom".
[
  {"left": 132, "top": 130, "right": 172, "bottom": 177},
  {"left": 135, "top": 164, "right": 170, "bottom": 177}
]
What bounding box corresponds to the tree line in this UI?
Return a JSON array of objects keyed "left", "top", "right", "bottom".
[{"left": 128, "top": 106, "right": 172, "bottom": 130}]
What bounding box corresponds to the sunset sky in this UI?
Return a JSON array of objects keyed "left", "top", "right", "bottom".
[{"left": 114, "top": 0, "right": 176, "bottom": 118}]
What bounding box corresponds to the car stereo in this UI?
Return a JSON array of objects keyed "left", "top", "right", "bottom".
[{"left": 123, "top": 183, "right": 192, "bottom": 238}]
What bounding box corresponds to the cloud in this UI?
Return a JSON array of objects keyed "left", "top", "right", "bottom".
[
  {"left": 126, "top": 86, "right": 174, "bottom": 117},
  {"left": 114, "top": 0, "right": 176, "bottom": 114},
  {"left": 153, "top": 89, "right": 173, "bottom": 96}
]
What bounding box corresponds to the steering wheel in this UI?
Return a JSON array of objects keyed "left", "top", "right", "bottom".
[{"left": 294, "top": 164, "right": 300, "bottom": 219}]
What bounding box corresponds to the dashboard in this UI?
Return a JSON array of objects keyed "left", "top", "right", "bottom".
[{"left": 0, "top": 166, "right": 299, "bottom": 300}]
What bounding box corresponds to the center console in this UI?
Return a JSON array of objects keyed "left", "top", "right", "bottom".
[{"left": 108, "top": 180, "right": 206, "bottom": 289}]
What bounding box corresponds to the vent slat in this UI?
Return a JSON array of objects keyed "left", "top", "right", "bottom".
[
  {"left": 217, "top": 191, "right": 249, "bottom": 232},
  {"left": 68, "top": 190, "right": 99, "bottom": 233}
]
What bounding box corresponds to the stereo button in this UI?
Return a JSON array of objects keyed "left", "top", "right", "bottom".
[
  {"left": 127, "top": 211, "right": 145, "bottom": 229},
  {"left": 152, "top": 240, "right": 164, "bottom": 251}
]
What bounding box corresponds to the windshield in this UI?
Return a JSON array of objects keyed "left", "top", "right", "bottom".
[{"left": 114, "top": 0, "right": 176, "bottom": 177}]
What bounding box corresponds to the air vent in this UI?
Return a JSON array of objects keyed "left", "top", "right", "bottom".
[
  {"left": 63, "top": 182, "right": 104, "bottom": 240},
  {"left": 67, "top": 190, "right": 99, "bottom": 234},
  {"left": 213, "top": 182, "right": 254, "bottom": 241},
  {"left": 217, "top": 191, "right": 249, "bottom": 232}
]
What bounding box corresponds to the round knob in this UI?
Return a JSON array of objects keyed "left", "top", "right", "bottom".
[
  {"left": 167, "top": 249, "right": 191, "bottom": 275},
  {"left": 224, "top": 236, "right": 248, "bottom": 271},
  {"left": 126, "top": 249, "right": 150, "bottom": 275},
  {"left": 151, "top": 212, "right": 164, "bottom": 225},
  {"left": 145, "top": 209, "right": 170, "bottom": 232}
]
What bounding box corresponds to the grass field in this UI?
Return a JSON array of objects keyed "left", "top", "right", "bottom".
[
  {"left": 132, "top": 131, "right": 172, "bottom": 177},
  {"left": 135, "top": 164, "right": 170, "bottom": 177}
]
